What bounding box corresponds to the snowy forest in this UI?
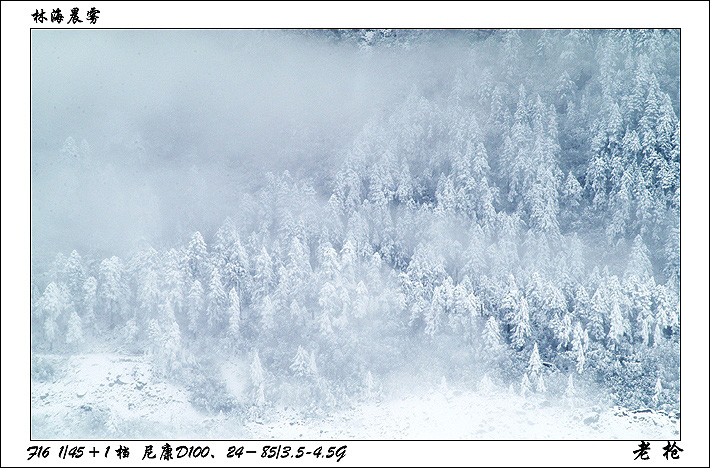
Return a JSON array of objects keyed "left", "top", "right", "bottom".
[{"left": 31, "top": 29, "right": 680, "bottom": 439}]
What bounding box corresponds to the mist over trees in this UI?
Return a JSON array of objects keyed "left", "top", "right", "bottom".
[{"left": 32, "top": 29, "right": 679, "bottom": 416}]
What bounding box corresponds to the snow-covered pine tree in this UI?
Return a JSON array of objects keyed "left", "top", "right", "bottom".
[
  {"left": 652, "top": 377, "right": 662, "bottom": 407},
  {"left": 527, "top": 342, "right": 543, "bottom": 378},
  {"left": 553, "top": 313, "right": 573, "bottom": 350},
  {"left": 352, "top": 280, "right": 370, "bottom": 319},
  {"left": 162, "top": 301, "right": 183, "bottom": 374},
  {"left": 500, "top": 274, "right": 519, "bottom": 322},
  {"left": 250, "top": 351, "right": 266, "bottom": 407},
  {"left": 319, "top": 310, "right": 334, "bottom": 338},
  {"left": 439, "top": 376, "right": 449, "bottom": 396},
  {"left": 261, "top": 296, "right": 276, "bottom": 332},
  {"left": 308, "top": 350, "right": 319, "bottom": 378},
  {"left": 482, "top": 315, "right": 502, "bottom": 357},
  {"left": 588, "top": 287, "right": 607, "bottom": 341},
  {"left": 99, "top": 256, "right": 128, "bottom": 329},
  {"left": 278, "top": 236, "right": 313, "bottom": 306},
  {"left": 289, "top": 299, "right": 305, "bottom": 324},
  {"left": 137, "top": 268, "right": 160, "bottom": 325},
  {"left": 572, "top": 322, "right": 586, "bottom": 374},
  {"left": 227, "top": 288, "right": 241, "bottom": 342},
  {"left": 535, "top": 374, "right": 547, "bottom": 393},
  {"left": 608, "top": 299, "right": 629, "bottom": 350},
  {"left": 655, "top": 282, "right": 678, "bottom": 331},
  {"left": 65, "top": 250, "right": 86, "bottom": 308},
  {"left": 82, "top": 276, "right": 98, "bottom": 332},
  {"left": 626, "top": 234, "right": 653, "bottom": 279},
  {"left": 35, "top": 282, "right": 69, "bottom": 350},
  {"left": 425, "top": 286, "right": 446, "bottom": 336},
  {"left": 318, "top": 241, "right": 340, "bottom": 282},
  {"left": 364, "top": 370, "right": 375, "bottom": 400},
  {"left": 511, "top": 296, "right": 531, "bottom": 349},
  {"left": 206, "top": 268, "right": 227, "bottom": 331},
  {"left": 65, "top": 309, "right": 83, "bottom": 349},
  {"left": 562, "top": 171, "right": 582, "bottom": 207},
  {"left": 652, "top": 322, "right": 663, "bottom": 347},
  {"left": 59, "top": 136, "right": 80, "bottom": 164},
  {"left": 478, "top": 373, "right": 495, "bottom": 393},
  {"left": 187, "top": 280, "right": 204, "bottom": 337},
  {"left": 186, "top": 231, "right": 209, "bottom": 281},
  {"left": 290, "top": 345, "right": 310, "bottom": 378},
  {"left": 520, "top": 373, "right": 532, "bottom": 397},
  {"left": 564, "top": 374, "right": 575, "bottom": 399},
  {"left": 252, "top": 246, "right": 275, "bottom": 303},
  {"left": 395, "top": 161, "right": 414, "bottom": 205}
]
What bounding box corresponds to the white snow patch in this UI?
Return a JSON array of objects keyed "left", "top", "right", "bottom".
[{"left": 32, "top": 353, "right": 679, "bottom": 439}]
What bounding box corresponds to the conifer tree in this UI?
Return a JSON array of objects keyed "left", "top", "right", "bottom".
[
  {"left": 608, "top": 299, "right": 629, "bottom": 349},
  {"left": 520, "top": 373, "right": 532, "bottom": 397},
  {"left": 528, "top": 342, "right": 544, "bottom": 378},
  {"left": 206, "top": 268, "right": 227, "bottom": 330},
  {"left": 572, "top": 322, "right": 586, "bottom": 374},
  {"left": 483, "top": 315, "right": 503, "bottom": 357},
  {"left": 479, "top": 373, "right": 495, "bottom": 393},
  {"left": 65, "top": 250, "right": 86, "bottom": 307},
  {"left": 565, "top": 374, "right": 576, "bottom": 399},
  {"left": 652, "top": 322, "right": 663, "bottom": 347},
  {"left": 261, "top": 296, "right": 276, "bottom": 332},
  {"left": 562, "top": 171, "right": 582, "bottom": 208},
  {"left": 364, "top": 370, "right": 375, "bottom": 400},
  {"left": 319, "top": 311, "right": 334, "bottom": 338},
  {"left": 99, "top": 256, "right": 129, "bottom": 329},
  {"left": 425, "top": 286, "right": 446, "bottom": 336},
  {"left": 290, "top": 346, "right": 310, "bottom": 377},
  {"left": 187, "top": 280, "right": 204, "bottom": 336},
  {"left": 626, "top": 234, "right": 653, "bottom": 279},
  {"left": 352, "top": 280, "right": 370, "bottom": 319},
  {"left": 536, "top": 375, "right": 547, "bottom": 393},
  {"left": 186, "top": 231, "right": 209, "bottom": 281},
  {"left": 82, "top": 276, "right": 98, "bottom": 331},
  {"left": 511, "top": 296, "right": 531, "bottom": 349},
  {"left": 227, "top": 288, "right": 241, "bottom": 341},
  {"left": 65, "top": 309, "right": 83, "bottom": 348},
  {"left": 588, "top": 288, "right": 607, "bottom": 341},
  {"left": 253, "top": 246, "right": 275, "bottom": 303},
  {"left": 250, "top": 351, "right": 266, "bottom": 407},
  {"left": 162, "top": 300, "right": 183, "bottom": 374},
  {"left": 308, "top": 350, "right": 319, "bottom": 378},
  {"left": 652, "top": 377, "right": 662, "bottom": 407}
]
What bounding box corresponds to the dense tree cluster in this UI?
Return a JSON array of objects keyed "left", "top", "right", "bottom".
[{"left": 32, "top": 29, "right": 679, "bottom": 413}]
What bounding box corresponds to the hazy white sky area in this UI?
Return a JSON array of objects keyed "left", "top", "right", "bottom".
[{"left": 31, "top": 30, "right": 474, "bottom": 260}]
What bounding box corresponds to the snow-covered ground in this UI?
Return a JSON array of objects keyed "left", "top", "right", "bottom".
[
  {"left": 247, "top": 392, "right": 679, "bottom": 440},
  {"left": 31, "top": 353, "right": 679, "bottom": 439},
  {"left": 32, "top": 353, "right": 207, "bottom": 439}
]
